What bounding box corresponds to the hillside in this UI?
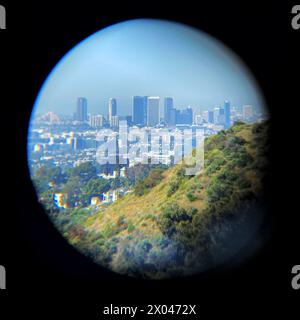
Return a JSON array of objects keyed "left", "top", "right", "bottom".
[{"left": 54, "top": 121, "right": 270, "bottom": 279}]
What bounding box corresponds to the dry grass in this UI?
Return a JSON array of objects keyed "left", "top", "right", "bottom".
[{"left": 85, "top": 163, "right": 207, "bottom": 239}]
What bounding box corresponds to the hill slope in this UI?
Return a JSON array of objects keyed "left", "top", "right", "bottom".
[{"left": 64, "top": 121, "right": 270, "bottom": 279}]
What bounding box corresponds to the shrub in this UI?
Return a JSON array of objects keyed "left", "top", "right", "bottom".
[
  {"left": 117, "top": 215, "right": 126, "bottom": 226},
  {"left": 127, "top": 222, "right": 135, "bottom": 233},
  {"left": 167, "top": 179, "right": 180, "bottom": 196},
  {"left": 206, "top": 157, "right": 226, "bottom": 175},
  {"left": 186, "top": 192, "right": 197, "bottom": 201},
  {"left": 145, "top": 213, "right": 157, "bottom": 221},
  {"left": 134, "top": 168, "right": 165, "bottom": 196},
  {"left": 144, "top": 168, "right": 165, "bottom": 188},
  {"left": 134, "top": 179, "right": 146, "bottom": 196},
  {"left": 176, "top": 167, "right": 186, "bottom": 179},
  {"left": 103, "top": 222, "right": 119, "bottom": 238},
  {"left": 159, "top": 204, "right": 192, "bottom": 238}
]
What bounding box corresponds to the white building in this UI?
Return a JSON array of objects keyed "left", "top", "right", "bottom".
[
  {"left": 90, "top": 114, "right": 104, "bottom": 128},
  {"left": 111, "top": 115, "right": 119, "bottom": 128}
]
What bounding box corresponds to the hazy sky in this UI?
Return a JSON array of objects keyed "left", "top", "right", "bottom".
[{"left": 32, "top": 19, "right": 267, "bottom": 118}]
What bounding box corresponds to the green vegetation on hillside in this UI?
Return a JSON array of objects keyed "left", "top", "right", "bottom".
[{"left": 33, "top": 121, "right": 270, "bottom": 279}]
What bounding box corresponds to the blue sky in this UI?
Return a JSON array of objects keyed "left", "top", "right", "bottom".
[{"left": 32, "top": 19, "right": 267, "bottom": 117}]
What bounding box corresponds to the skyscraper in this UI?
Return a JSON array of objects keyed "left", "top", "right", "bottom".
[
  {"left": 219, "top": 108, "right": 225, "bottom": 125},
  {"left": 224, "top": 100, "right": 231, "bottom": 129},
  {"left": 176, "top": 106, "right": 193, "bottom": 125},
  {"left": 147, "top": 97, "right": 160, "bottom": 127},
  {"left": 169, "top": 108, "right": 176, "bottom": 126},
  {"left": 132, "top": 96, "right": 148, "bottom": 126},
  {"left": 164, "top": 97, "right": 174, "bottom": 125},
  {"left": 76, "top": 97, "right": 88, "bottom": 122},
  {"left": 203, "top": 110, "right": 214, "bottom": 124},
  {"left": 108, "top": 98, "right": 117, "bottom": 127},
  {"left": 214, "top": 107, "right": 226, "bottom": 125}
]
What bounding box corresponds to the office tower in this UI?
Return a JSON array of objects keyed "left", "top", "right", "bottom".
[
  {"left": 176, "top": 106, "right": 193, "bottom": 125},
  {"left": 214, "top": 107, "right": 226, "bottom": 125},
  {"left": 142, "top": 96, "right": 148, "bottom": 125},
  {"left": 219, "top": 108, "right": 225, "bottom": 125},
  {"left": 169, "top": 108, "right": 176, "bottom": 126},
  {"left": 132, "top": 96, "right": 147, "bottom": 126},
  {"left": 108, "top": 98, "right": 117, "bottom": 126},
  {"left": 242, "top": 105, "right": 253, "bottom": 121},
  {"left": 76, "top": 97, "right": 88, "bottom": 122},
  {"left": 203, "top": 110, "right": 214, "bottom": 124},
  {"left": 213, "top": 107, "right": 220, "bottom": 124},
  {"left": 164, "top": 97, "right": 174, "bottom": 125},
  {"left": 186, "top": 106, "right": 193, "bottom": 124},
  {"left": 147, "top": 97, "right": 160, "bottom": 127},
  {"left": 111, "top": 115, "right": 119, "bottom": 128},
  {"left": 90, "top": 115, "right": 104, "bottom": 128},
  {"left": 224, "top": 100, "right": 231, "bottom": 129}
]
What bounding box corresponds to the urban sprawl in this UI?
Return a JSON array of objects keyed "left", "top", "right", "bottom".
[{"left": 28, "top": 96, "right": 266, "bottom": 207}]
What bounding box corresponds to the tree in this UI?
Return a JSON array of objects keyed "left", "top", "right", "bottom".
[
  {"left": 68, "top": 162, "right": 97, "bottom": 184},
  {"left": 34, "top": 165, "right": 66, "bottom": 190},
  {"left": 144, "top": 168, "right": 164, "bottom": 188},
  {"left": 159, "top": 204, "right": 192, "bottom": 238},
  {"left": 63, "top": 176, "right": 82, "bottom": 206},
  {"left": 134, "top": 179, "right": 146, "bottom": 196},
  {"left": 81, "top": 178, "right": 110, "bottom": 205}
]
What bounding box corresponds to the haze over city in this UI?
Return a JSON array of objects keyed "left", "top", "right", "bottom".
[{"left": 32, "top": 19, "right": 267, "bottom": 118}]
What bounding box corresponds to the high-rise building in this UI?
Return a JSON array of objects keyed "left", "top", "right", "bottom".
[
  {"left": 164, "top": 97, "right": 174, "bottom": 125},
  {"left": 224, "top": 100, "right": 231, "bottom": 129},
  {"left": 203, "top": 110, "right": 214, "bottom": 124},
  {"left": 108, "top": 98, "right": 117, "bottom": 126},
  {"left": 169, "top": 108, "right": 176, "bottom": 126},
  {"left": 242, "top": 105, "right": 253, "bottom": 121},
  {"left": 76, "top": 97, "right": 88, "bottom": 122},
  {"left": 147, "top": 97, "right": 160, "bottom": 127},
  {"left": 214, "top": 107, "right": 226, "bottom": 125},
  {"left": 176, "top": 106, "right": 193, "bottom": 125},
  {"left": 213, "top": 107, "right": 220, "bottom": 124},
  {"left": 90, "top": 115, "right": 104, "bottom": 128},
  {"left": 132, "top": 96, "right": 148, "bottom": 126},
  {"left": 219, "top": 108, "right": 225, "bottom": 125},
  {"left": 111, "top": 115, "right": 119, "bottom": 128}
]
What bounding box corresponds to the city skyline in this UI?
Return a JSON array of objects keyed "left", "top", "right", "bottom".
[
  {"left": 33, "top": 94, "right": 267, "bottom": 119},
  {"left": 34, "top": 94, "right": 263, "bottom": 121},
  {"left": 32, "top": 19, "right": 268, "bottom": 119},
  {"left": 28, "top": 97, "right": 261, "bottom": 175},
  {"left": 34, "top": 94, "right": 262, "bottom": 130}
]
